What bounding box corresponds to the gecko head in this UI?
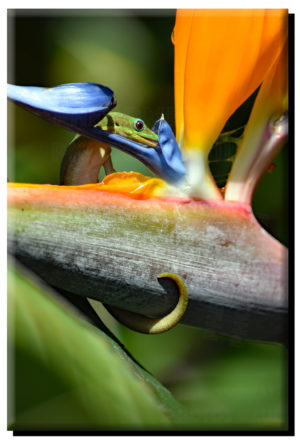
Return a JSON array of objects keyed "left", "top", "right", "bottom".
[{"left": 98, "top": 112, "right": 159, "bottom": 148}]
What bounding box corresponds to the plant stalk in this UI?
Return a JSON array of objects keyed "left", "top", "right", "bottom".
[{"left": 7, "top": 183, "right": 288, "bottom": 343}]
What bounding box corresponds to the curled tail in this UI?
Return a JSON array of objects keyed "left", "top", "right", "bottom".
[{"left": 105, "top": 273, "right": 188, "bottom": 334}]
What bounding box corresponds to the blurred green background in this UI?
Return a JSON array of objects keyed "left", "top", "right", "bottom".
[{"left": 7, "top": 9, "right": 289, "bottom": 430}]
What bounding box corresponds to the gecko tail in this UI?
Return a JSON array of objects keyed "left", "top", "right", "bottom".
[{"left": 104, "top": 273, "right": 188, "bottom": 334}]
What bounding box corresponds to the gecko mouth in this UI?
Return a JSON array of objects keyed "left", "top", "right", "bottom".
[
  {"left": 138, "top": 137, "right": 158, "bottom": 148},
  {"left": 102, "top": 126, "right": 158, "bottom": 148}
]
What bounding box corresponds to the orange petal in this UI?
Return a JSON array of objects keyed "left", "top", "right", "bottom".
[
  {"left": 8, "top": 173, "right": 170, "bottom": 200},
  {"left": 174, "top": 9, "right": 288, "bottom": 154},
  {"left": 98, "top": 172, "right": 168, "bottom": 198},
  {"left": 225, "top": 34, "right": 288, "bottom": 203},
  {"left": 173, "top": 9, "right": 194, "bottom": 147}
]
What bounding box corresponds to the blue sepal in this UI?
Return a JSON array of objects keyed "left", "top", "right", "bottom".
[
  {"left": 7, "top": 83, "right": 116, "bottom": 128},
  {"left": 152, "top": 118, "right": 186, "bottom": 179},
  {"left": 7, "top": 83, "right": 186, "bottom": 184}
]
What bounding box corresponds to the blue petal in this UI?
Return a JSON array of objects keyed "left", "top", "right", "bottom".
[
  {"left": 152, "top": 118, "right": 186, "bottom": 179},
  {"left": 8, "top": 83, "right": 186, "bottom": 185},
  {"left": 7, "top": 83, "right": 116, "bottom": 128}
]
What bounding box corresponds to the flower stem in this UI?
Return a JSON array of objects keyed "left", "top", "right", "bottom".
[{"left": 225, "top": 113, "right": 288, "bottom": 203}]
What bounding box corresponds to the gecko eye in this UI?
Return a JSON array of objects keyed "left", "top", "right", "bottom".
[{"left": 134, "top": 119, "right": 145, "bottom": 132}]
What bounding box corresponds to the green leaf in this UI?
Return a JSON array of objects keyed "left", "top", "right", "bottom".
[
  {"left": 7, "top": 260, "right": 190, "bottom": 431},
  {"left": 171, "top": 338, "right": 288, "bottom": 430}
]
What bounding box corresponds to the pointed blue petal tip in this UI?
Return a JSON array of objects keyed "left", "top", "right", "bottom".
[
  {"left": 153, "top": 118, "right": 186, "bottom": 180},
  {"left": 7, "top": 82, "right": 116, "bottom": 128}
]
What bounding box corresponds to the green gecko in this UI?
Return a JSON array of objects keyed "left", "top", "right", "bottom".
[
  {"left": 60, "top": 111, "right": 158, "bottom": 185},
  {"left": 60, "top": 111, "right": 188, "bottom": 334}
]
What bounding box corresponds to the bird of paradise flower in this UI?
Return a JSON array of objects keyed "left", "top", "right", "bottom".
[
  {"left": 7, "top": 9, "right": 289, "bottom": 341},
  {"left": 173, "top": 8, "right": 288, "bottom": 201}
]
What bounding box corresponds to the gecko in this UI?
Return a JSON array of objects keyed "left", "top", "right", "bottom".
[{"left": 60, "top": 111, "right": 188, "bottom": 334}]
